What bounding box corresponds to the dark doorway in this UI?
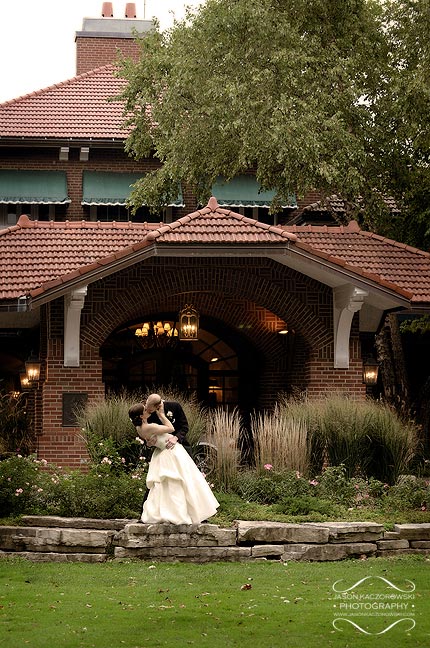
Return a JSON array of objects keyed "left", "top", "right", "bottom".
[{"left": 100, "top": 314, "right": 261, "bottom": 410}]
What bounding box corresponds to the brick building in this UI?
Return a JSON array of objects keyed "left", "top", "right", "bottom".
[{"left": 1, "top": 4, "right": 430, "bottom": 467}]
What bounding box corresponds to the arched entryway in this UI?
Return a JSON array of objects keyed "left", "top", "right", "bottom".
[{"left": 100, "top": 314, "right": 262, "bottom": 411}]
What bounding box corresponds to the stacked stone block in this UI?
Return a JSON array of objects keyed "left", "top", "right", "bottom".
[{"left": 1, "top": 518, "right": 430, "bottom": 563}]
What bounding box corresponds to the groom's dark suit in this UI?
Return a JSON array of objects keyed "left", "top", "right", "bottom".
[{"left": 147, "top": 400, "right": 191, "bottom": 451}]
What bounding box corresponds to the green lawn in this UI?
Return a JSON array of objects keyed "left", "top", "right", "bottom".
[{"left": 0, "top": 555, "right": 429, "bottom": 647}]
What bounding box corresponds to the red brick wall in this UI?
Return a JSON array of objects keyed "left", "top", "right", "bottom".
[
  {"left": 76, "top": 36, "right": 141, "bottom": 75},
  {"left": 32, "top": 234, "right": 366, "bottom": 469},
  {"left": 0, "top": 148, "right": 199, "bottom": 221}
]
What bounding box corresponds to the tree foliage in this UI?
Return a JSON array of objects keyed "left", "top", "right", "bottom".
[{"left": 117, "top": 0, "right": 430, "bottom": 248}]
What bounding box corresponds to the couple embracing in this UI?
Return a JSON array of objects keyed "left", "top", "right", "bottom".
[{"left": 129, "top": 394, "right": 219, "bottom": 525}]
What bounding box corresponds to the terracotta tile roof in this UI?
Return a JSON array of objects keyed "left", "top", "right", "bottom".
[
  {"left": 302, "top": 194, "right": 401, "bottom": 215},
  {"left": 0, "top": 199, "right": 429, "bottom": 304},
  {"left": 0, "top": 65, "right": 127, "bottom": 140},
  {"left": 302, "top": 194, "right": 349, "bottom": 214},
  {"left": 145, "top": 197, "right": 298, "bottom": 244},
  {"left": 0, "top": 216, "right": 154, "bottom": 299},
  {"left": 288, "top": 223, "right": 430, "bottom": 303}
]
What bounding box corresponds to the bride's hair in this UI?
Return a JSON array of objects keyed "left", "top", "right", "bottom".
[{"left": 128, "top": 403, "right": 144, "bottom": 427}]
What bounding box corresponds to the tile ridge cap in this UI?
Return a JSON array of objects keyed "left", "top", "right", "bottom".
[{"left": 0, "top": 64, "right": 117, "bottom": 106}]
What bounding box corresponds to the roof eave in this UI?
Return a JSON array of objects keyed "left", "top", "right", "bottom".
[
  {"left": 26, "top": 239, "right": 417, "bottom": 311},
  {"left": 0, "top": 137, "right": 126, "bottom": 149}
]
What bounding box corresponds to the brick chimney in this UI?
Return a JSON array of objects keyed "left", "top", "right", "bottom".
[{"left": 75, "top": 3, "right": 153, "bottom": 75}]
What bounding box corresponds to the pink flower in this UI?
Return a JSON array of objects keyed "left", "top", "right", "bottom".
[
  {"left": 121, "top": 457, "right": 126, "bottom": 463},
  {"left": 15, "top": 488, "right": 23, "bottom": 496},
  {"left": 295, "top": 471, "right": 301, "bottom": 479},
  {"left": 309, "top": 479, "right": 318, "bottom": 486},
  {"left": 101, "top": 457, "right": 112, "bottom": 465},
  {"left": 421, "top": 506, "right": 427, "bottom": 511},
  {"left": 264, "top": 464, "right": 273, "bottom": 471}
]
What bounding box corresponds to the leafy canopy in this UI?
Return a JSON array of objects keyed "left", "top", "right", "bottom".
[{"left": 117, "top": 0, "right": 430, "bottom": 249}]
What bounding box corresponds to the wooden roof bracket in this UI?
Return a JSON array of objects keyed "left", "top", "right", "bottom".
[
  {"left": 333, "top": 285, "right": 368, "bottom": 368},
  {"left": 64, "top": 286, "right": 88, "bottom": 367}
]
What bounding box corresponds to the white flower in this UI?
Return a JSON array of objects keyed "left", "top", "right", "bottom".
[{"left": 166, "top": 411, "right": 173, "bottom": 418}]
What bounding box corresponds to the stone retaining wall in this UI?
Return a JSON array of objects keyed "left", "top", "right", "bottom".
[{"left": 1, "top": 517, "right": 430, "bottom": 563}]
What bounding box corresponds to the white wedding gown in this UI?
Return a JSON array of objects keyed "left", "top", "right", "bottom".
[{"left": 141, "top": 433, "right": 219, "bottom": 524}]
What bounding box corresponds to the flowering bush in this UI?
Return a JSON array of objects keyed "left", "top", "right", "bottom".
[
  {"left": 0, "top": 454, "right": 147, "bottom": 518},
  {"left": 0, "top": 454, "right": 42, "bottom": 516},
  {"left": 383, "top": 475, "right": 430, "bottom": 511}
]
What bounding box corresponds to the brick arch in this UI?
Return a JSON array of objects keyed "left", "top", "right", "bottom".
[{"left": 81, "top": 260, "right": 331, "bottom": 354}]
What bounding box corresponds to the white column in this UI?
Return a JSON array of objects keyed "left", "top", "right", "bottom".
[
  {"left": 64, "top": 286, "right": 88, "bottom": 367},
  {"left": 333, "top": 285, "right": 368, "bottom": 368}
]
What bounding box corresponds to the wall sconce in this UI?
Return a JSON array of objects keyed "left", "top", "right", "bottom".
[
  {"left": 362, "top": 356, "right": 379, "bottom": 386},
  {"left": 25, "top": 354, "right": 41, "bottom": 383},
  {"left": 19, "top": 372, "right": 32, "bottom": 391},
  {"left": 179, "top": 304, "right": 199, "bottom": 341}
]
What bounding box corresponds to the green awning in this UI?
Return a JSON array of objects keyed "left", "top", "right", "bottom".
[
  {"left": 82, "top": 171, "right": 184, "bottom": 207},
  {"left": 0, "top": 171, "right": 70, "bottom": 204},
  {"left": 211, "top": 175, "right": 296, "bottom": 208}
]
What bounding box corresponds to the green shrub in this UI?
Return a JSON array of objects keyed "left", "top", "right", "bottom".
[
  {"left": 234, "top": 468, "right": 313, "bottom": 504},
  {"left": 315, "top": 464, "right": 357, "bottom": 506},
  {"left": 364, "top": 405, "right": 420, "bottom": 483},
  {"left": 272, "top": 496, "right": 336, "bottom": 516},
  {"left": 277, "top": 394, "right": 420, "bottom": 483},
  {"left": 317, "top": 397, "right": 371, "bottom": 477},
  {"left": 384, "top": 475, "right": 430, "bottom": 511}
]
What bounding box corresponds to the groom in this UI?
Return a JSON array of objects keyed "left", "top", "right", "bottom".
[{"left": 145, "top": 393, "right": 191, "bottom": 451}]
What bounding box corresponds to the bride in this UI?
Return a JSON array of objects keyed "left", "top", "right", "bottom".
[{"left": 128, "top": 401, "right": 219, "bottom": 525}]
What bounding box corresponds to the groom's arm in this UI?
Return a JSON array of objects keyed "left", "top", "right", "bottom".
[{"left": 172, "top": 403, "right": 189, "bottom": 444}]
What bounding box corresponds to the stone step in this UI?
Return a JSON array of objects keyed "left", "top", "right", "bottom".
[{"left": 0, "top": 518, "right": 429, "bottom": 563}]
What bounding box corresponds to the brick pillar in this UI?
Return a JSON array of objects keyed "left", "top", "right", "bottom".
[
  {"left": 37, "top": 340, "right": 105, "bottom": 468},
  {"left": 306, "top": 343, "right": 366, "bottom": 400}
]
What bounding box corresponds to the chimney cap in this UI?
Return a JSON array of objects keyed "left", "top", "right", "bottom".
[
  {"left": 125, "top": 3, "right": 137, "bottom": 18},
  {"left": 102, "top": 2, "right": 114, "bottom": 17}
]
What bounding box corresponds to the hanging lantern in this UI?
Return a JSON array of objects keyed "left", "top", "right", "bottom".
[
  {"left": 179, "top": 304, "right": 199, "bottom": 341},
  {"left": 25, "top": 354, "right": 41, "bottom": 383},
  {"left": 362, "top": 356, "right": 379, "bottom": 386}
]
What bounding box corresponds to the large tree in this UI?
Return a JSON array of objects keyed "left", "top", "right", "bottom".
[
  {"left": 117, "top": 0, "right": 429, "bottom": 248},
  {"left": 369, "top": 0, "right": 430, "bottom": 248}
]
